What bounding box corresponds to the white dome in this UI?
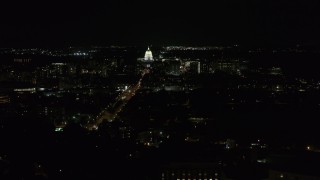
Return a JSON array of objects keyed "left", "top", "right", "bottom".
[{"left": 144, "top": 47, "right": 154, "bottom": 61}]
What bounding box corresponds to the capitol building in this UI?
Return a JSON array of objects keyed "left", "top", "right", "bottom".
[
  {"left": 144, "top": 47, "right": 154, "bottom": 61},
  {"left": 138, "top": 47, "right": 154, "bottom": 62}
]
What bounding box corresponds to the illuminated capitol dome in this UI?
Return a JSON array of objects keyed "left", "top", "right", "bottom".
[{"left": 144, "top": 47, "right": 154, "bottom": 61}]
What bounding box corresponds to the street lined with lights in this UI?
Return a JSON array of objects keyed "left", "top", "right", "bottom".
[{"left": 85, "top": 69, "right": 149, "bottom": 130}]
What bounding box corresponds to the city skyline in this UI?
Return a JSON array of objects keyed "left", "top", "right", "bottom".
[
  {"left": 1, "top": 1, "right": 320, "bottom": 180},
  {"left": 1, "top": 44, "right": 320, "bottom": 180}
]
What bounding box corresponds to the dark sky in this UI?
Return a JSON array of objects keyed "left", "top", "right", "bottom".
[{"left": 1, "top": 0, "right": 320, "bottom": 47}]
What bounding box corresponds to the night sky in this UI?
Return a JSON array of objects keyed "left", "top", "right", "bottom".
[{"left": 1, "top": 0, "right": 320, "bottom": 47}]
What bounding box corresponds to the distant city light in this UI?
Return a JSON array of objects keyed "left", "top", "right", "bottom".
[{"left": 55, "top": 127, "right": 63, "bottom": 132}]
